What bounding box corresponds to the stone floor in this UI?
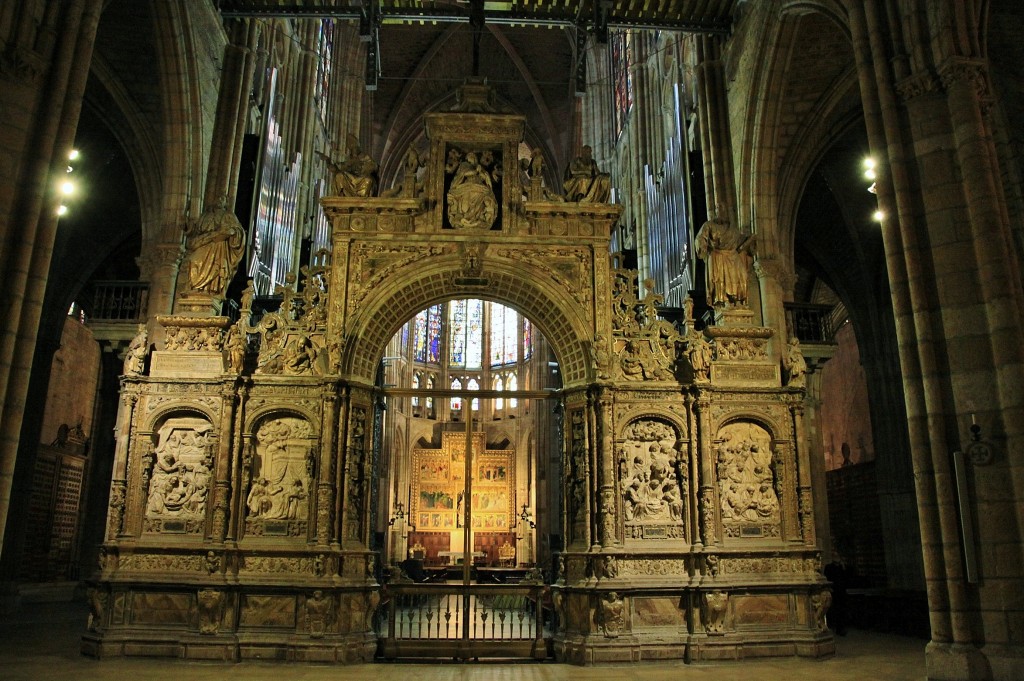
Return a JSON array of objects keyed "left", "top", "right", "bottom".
[{"left": 1, "top": 600, "right": 929, "bottom": 680}]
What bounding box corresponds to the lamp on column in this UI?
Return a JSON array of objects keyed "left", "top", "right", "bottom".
[
  {"left": 518, "top": 504, "right": 535, "bottom": 530},
  {"left": 388, "top": 501, "right": 406, "bottom": 526}
]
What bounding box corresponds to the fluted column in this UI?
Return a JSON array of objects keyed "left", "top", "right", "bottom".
[{"left": 596, "top": 388, "right": 618, "bottom": 548}]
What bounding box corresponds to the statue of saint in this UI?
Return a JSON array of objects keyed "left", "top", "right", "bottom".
[
  {"left": 319, "top": 134, "right": 378, "bottom": 197},
  {"left": 447, "top": 151, "right": 497, "bottom": 229},
  {"left": 123, "top": 324, "right": 149, "bottom": 375},
  {"left": 185, "top": 197, "right": 245, "bottom": 296},
  {"left": 694, "top": 213, "right": 756, "bottom": 308},
  {"left": 785, "top": 336, "right": 808, "bottom": 388},
  {"left": 563, "top": 145, "right": 611, "bottom": 203}
]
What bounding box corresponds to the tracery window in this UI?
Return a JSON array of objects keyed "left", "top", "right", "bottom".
[
  {"left": 450, "top": 378, "right": 462, "bottom": 411},
  {"left": 489, "top": 302, "right": 518, "bottom": 366},
  {"left": 414, "top": 305, "right": 443, "bottom": 363},
  {"left": 468, "top": 378, "right": 480, "bottom": 411},
  {"left": 494, "top": 376, "right": 504, "bottom": 410},
  {"left": 611, "top": 30, "right": 634, "bottom": 140},
  {"left": 449, "top": 299, "right": 483, "bottom": 369}
]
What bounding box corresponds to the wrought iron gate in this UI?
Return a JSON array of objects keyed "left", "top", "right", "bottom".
[{"left": 377, "top": 582, "right": 550, "bottom": 660}]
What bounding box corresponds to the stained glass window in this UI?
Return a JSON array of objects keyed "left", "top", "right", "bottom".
[
  {"left": 523, "top": 318, "right": 533, "bottom": 360},
  {"left": 467, "top": 300, "right": 483, "bottom": 368},
  {"left": 414, "top": 310, "right": 427, "bottom": 362},
  {"left": 611, "top": 30, "right": 634, "bottom": 140},
  {"left": 449, "top": 300, "right": 466, "bottom": 366},
  {"left": 489, "top": 302, "right": 519, "bottom": 366},
  {"left": 451, "top": 378, "right": 462, "bottom": 410},
  {"left": 427, "top": 305, "right": 442, "bottom": 363}
]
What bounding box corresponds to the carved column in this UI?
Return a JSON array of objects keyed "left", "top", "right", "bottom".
[
  {"left": 791, "top": 403, "right": 814, "bottom": 546},
  {"left": 596, "top": 388, "right": 618, "bottom": 548},
  {"left": 333, "top": 391, "right": 350, "bottom": 548},
  {"left": 212, "top": 384, "right": 237, "bottom": 541},
  {"left": 694, "top": 395, "right": 717, "bottom": 547},
  {"left": 586, "top": 392, "right": 600, "bottom": 551},
  {"left": 226, "top": 385, "right": 248, "bottom": 542},
  {"left": 105, "top": 389, "right": 139, "bottom": 541},
  {"left": 317, "top": 389, "right": 338, "bottom": 547}
]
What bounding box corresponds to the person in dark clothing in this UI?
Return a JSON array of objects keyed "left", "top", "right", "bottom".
[{"left": 824, "top": 553, "right": 849, "bottom": 635}]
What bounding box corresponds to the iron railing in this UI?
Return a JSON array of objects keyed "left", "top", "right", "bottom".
[
  {"left": 784, "top": 302, "right": 836, "bottom": 344},
  {"left": 88, "top": 281, "right": 149, "bottom": 322}
]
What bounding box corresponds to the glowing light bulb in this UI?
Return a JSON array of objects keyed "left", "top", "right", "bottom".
[
  {"left": 68, "top": 149, "right": 80, "bottom": 161},
  {"left": 863, "top": 168, "right": 876, "bottom": 180},
  {"left": 872, "top": 210, "right": 885, "bottom": 222},
  {"left": 863, "top": 157, "right": 876, "bottom": 170},
  {"left": 57, "top": 205, "right": 68, "bottom": 216},
  {"left": 60, "top": 180, "right": 75, "bottom": 196}
]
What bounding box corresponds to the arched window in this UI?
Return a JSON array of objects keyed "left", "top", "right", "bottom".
[
  {"left": 426, "top": 376, "right": 434, "bottom": 412},
  {"left": 451, "top": 378, "right": 462, "bottom": 411},
  {"left": 494, "top": 376, "right": 504, "bottom": 410},
  {"left": 489, "top": 302, "right": 519, "bottom": 366},
  {"left": 450, "top": 300, "right": 483, "bottom": 369},
  {"left": 414, "top": 305, "right": 443, "bottom": 364},
  {"left": 468, "top": 378, "right": 480, "bottom": 411},
  {"left": 508, "top": 373, "right": 518, "bottom": 408},
  {"left": 411, "top": 373, "right": 420, "bottom": 407}
]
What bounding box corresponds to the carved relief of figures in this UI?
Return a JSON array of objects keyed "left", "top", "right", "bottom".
[
  {"left": 694, "top": 212, "right": 756, "bottom": 308},
  {"left": 248, "top": 417, "right": 314, "bottom": 521},
  {"left": 591, "top": 334, "right": 612, "bottom": 380},
  {"left": 446, "top": 149, "right": 498, "bottom": 229},
  {"left": 283, "top": 334, "right": 319, "bottom": 375},
  {"left": 319, "top": 134, "right": 378, "bottom": 197},
  {"left": 598, "top": 592, "right": 625, "bottom": 637},
  {"left": 196, "top": 588, "right": 224, "bottom": 635},
  {"left": 123, "top": 324, "right": 148, "bottom": 375},
  {"left": 702, "top": 590, "right": 729, "bottom": 634},
  {"left": 185, "top": 196, "right": 246, "bottom": 296},
  {"left": 784, "top": 336, "right": 808, "bottom": 388},
  {"left": 563, "top": 145, "right": 611, "bottom": 203},
  {"left": 145, "top": 418, "right": 214, "bottom": 520},
  {"left": 619, "top": 419, "right": 685, "bottom": 530},
  {"left": 716, "top": 422, "right": 780, "bottom": 529}
]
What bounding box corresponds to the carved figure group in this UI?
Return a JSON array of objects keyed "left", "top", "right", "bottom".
[
  {"left": 447, "top": 149, "right": 498, "bottom": 229},
  {"left": 249, "top": 417, "right": 313, "bottom": 521},
  {"left": 145, "top": 423, "right": 214, "bottom": 519},
  {"left": 185, "top": 196, "right": 245, "bottom": 296},
  {"left": 619, "top": 420, "right": 685, "bottom": 524},
  {"left": 716, "top": 423, "right": 779, "bottom": 524},
  {"left": 694, "top": 212, "right": 756, "bottom": 308}
]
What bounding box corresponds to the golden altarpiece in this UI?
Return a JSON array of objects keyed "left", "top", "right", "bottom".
[{"left": 82, "top": 85, "right": 832, "bottom": 664}]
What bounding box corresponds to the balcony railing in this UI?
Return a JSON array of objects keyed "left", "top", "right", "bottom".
[
  {"left": 784, "top": 302, "right": 837, "bottom": 344},
  {"left": 88, "top": 281, "right": 149, "bottom": 322}
]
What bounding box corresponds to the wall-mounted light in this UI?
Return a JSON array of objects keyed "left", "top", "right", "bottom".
[{"left": 872, "top": 210, "right": 885, "bottom": 222}]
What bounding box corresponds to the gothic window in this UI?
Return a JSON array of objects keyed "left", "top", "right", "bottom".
[
  {"left": 450, "top": 300, "right": 483, "bottom": 369},
  {"left": 427, "top": 305, "right": 442, "bottom": 363},
  {"left": 508, "top": 373, "right": 518, "bottom": 408},
  {"left": 611, "top": 30, "right": 634, "bottom": 140},
  {"left": 411, "top": 373, "right": 420, "bottom": 407},
  {"left": 489, "top": 302, "right": 519, "bottom": 366},
  {"left": 494, "top": 376, "right": 504, "bottom": 411},
  {"left": 426, "top": 376, "right": 435, "bottom": 416},
  {"left": 523, "top": 318, "right": 533, "bottom": 360},
  {"left": 468, "top": 378, "right": 480, "bottom": 411},
  {"left": 451, "top": 378, "right": 462, "bottom": 411},
  {"left": 314, "top": 20, "right": 333, "bottom": 125},
  {"left": 414, "top": 310, "right": 427, "bottom": 362}
]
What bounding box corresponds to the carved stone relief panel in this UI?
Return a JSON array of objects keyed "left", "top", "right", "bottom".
[
  {"left": 244, "top": 416, "right": 315, "bottom": 537},
  {"left": 715, "top": 421, "right": 781, "bottom": 539},
  {"left": 345, "top": 405, "right": 369, "bottom": 542},
  {"left": 143, "top": 416, "right": 215, "bottom": 534},
  {"left": 618, "top": 418, "right": 686, "bottom": 541}
]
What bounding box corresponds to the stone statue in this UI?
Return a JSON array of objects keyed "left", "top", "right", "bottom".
[
  {"left": 185, "top": 196, "right": 246, "bottom": 296},
  {"left": 599, "top": 592, "right": 625, "bottom": 637},
  {"left": 283, "top": 334, "right": 318, "bottom": 375},
  {"left": 240, "top": 278, "right": 255, "bottom": 315},
  {"left": 123, "top": 324, "right": 148, "bottom": 375},
  {"left": 686, "top": 330, "right": 713, "bottom": 382},
  {"left": 784, "top": 336, "right": 808, "bottom": 388},
  {"left": 319, "top": 134, "right": 378, "bottom": 197},
  {"left": 447, "top": 150, "right": 498, "bottom": 229},
  {"left": 694, "top": 213, "right": 756, "bottom": 308},
  {"left": 224, "top": 322, "right": 246, "bottom": 374},
  {"left": 563, "top": 145, "right": 611, "bottom": 203}
]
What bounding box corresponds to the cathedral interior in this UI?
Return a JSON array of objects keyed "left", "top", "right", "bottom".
[{"left": 1, "top": 1, "right": 1023, "bottom": 679}]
